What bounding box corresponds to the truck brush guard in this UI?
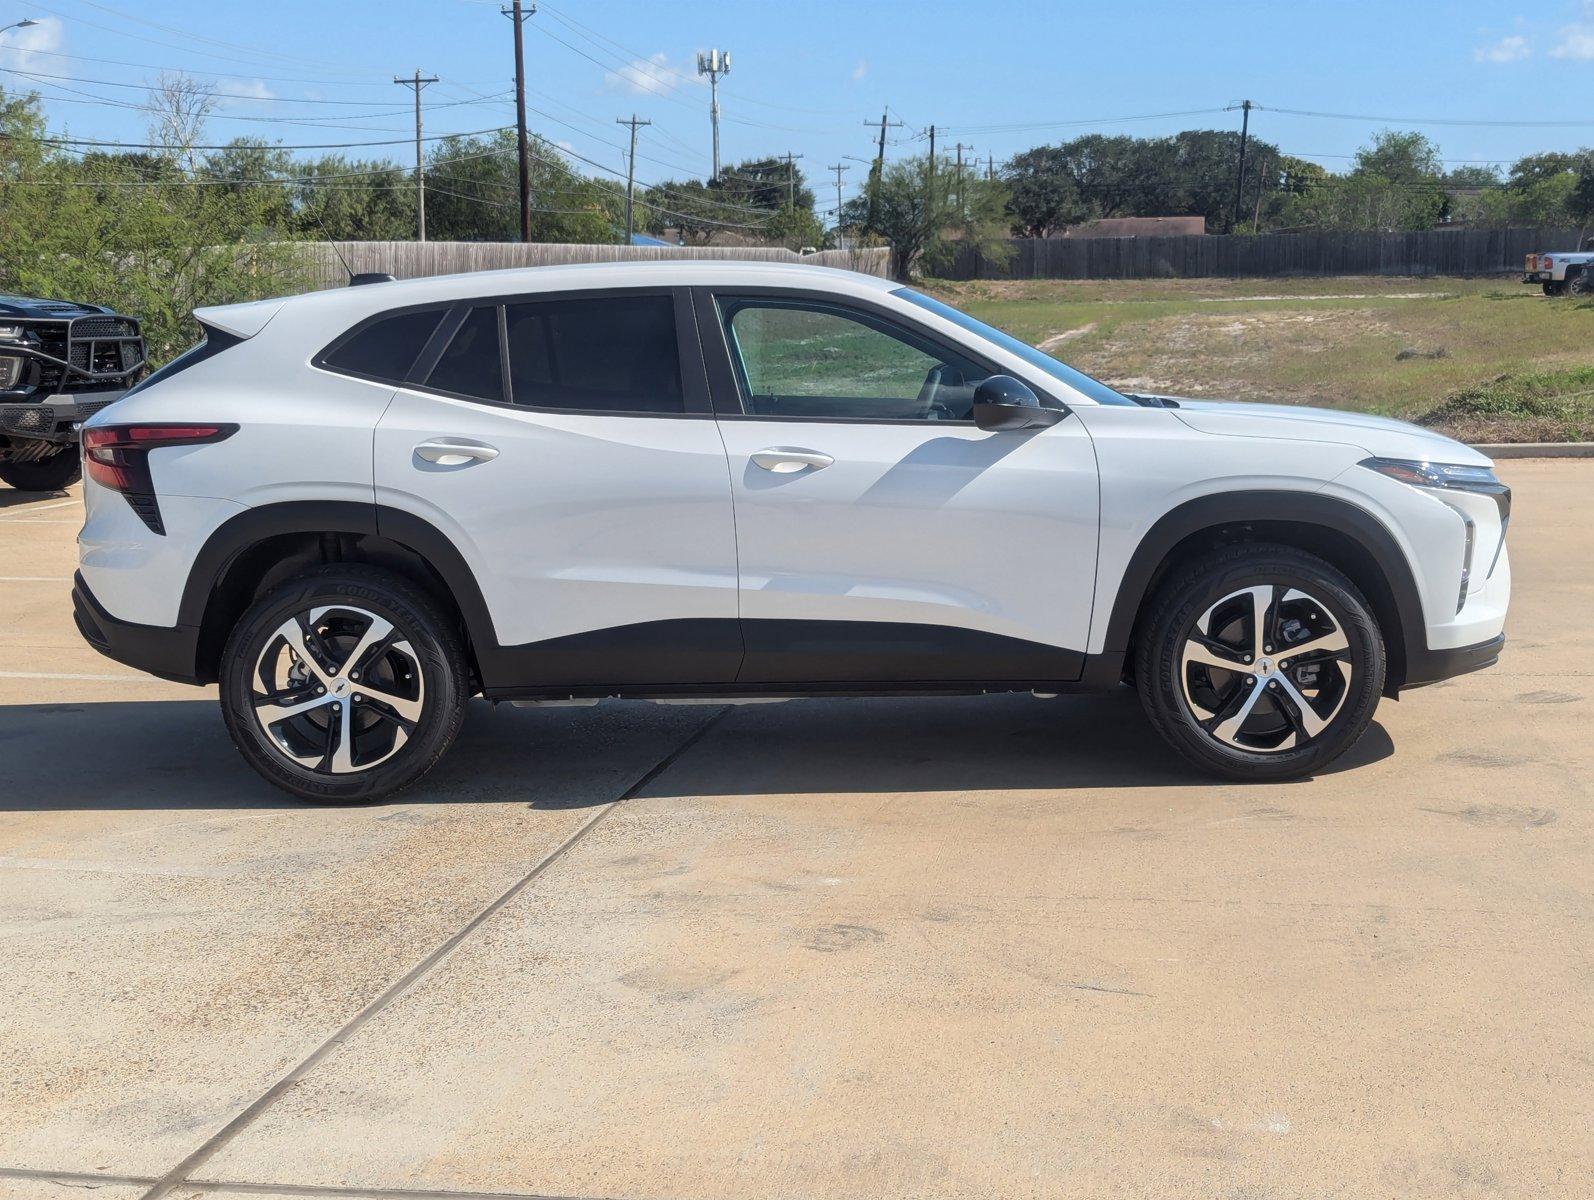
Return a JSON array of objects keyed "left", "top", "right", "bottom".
[{"left": 0, "top": 315, "right": 147, "bottom": 393}]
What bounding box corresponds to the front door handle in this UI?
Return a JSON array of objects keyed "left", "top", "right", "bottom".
[
  {"left": 750, "top": 448, "right": 834, "bottom": 474},
  {"left": 415, "top": 439, "right": 499, "bottom": 466}
]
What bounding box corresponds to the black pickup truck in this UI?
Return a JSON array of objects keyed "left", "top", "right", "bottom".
[{"left": 0, "top": 294, "right": 146, "bottom": 491}]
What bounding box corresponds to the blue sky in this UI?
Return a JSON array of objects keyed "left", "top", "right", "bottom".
[{"left": 3, "top": 0, "right": 1594, "bottom": 212}]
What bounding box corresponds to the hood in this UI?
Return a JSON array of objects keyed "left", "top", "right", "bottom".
[
  {"left": 1159, "top": 396, "right": 1492, "bottom": 467},
  {"left": 0, "top": 294, "right": 117, "bottom": 319}
]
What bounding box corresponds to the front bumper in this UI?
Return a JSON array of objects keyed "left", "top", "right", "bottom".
[
  {"left": 72, "top": 571, "right": 204, "bottom": 685},
  {"left": 1401, "top": 633, "right": 1505, "bottom": 691},
  {"left": 0, "top": 392, "right": 127, "bottom": 444}
]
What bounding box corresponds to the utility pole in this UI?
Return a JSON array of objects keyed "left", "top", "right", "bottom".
[
  {"left": 954, "top": 142, "right": 972, "bottom": 211},
  {"left": 697, "top": 49, "right": 731, "bottom": 180},
  {"left": 827, "top": 162, "right": 850, "bottom": 232},
  {"left": 862, "top": 109, "right": 903, "bottom": 230},
  {"left": 616, "top": 114, "right": 651, "bottom": 242},
  {"left": 1230, "top": 98, "right": 1253, "bottom": 234},
  {"left": 778, "top": 150, "right": 804, "bottom": 208},
  {"left": 927, "top": 124, "right": 936, "bottom": 181},
  {"left": 394, "top": 70, "right": 439, "bottom": 242},
  {"left": 502, "top": 2, "right": 534, "bottom": 242},
  {"left": 987, "top": 152, "right": 994, "bottom": 183}
]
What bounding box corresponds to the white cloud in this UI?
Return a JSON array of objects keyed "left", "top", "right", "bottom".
[
  {"left": 851, "top": 59, "right": 868, "bottom": 81},
  {"left": 1474, "top": 34, "right": 1530, "bottom": 62},
  {"left": 604, "top": 52, "right": 699, "bottom": 96},
  {"left": 1552, "top": 0, "right": 1594, "bottom": 58},
  {"left": 4, "top": 16, "right": 64, "bottom": 75},
  {"left": 215, "top": 78, "right": 277, "bottom": 104}
]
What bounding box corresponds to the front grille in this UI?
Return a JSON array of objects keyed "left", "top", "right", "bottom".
[
  {"left": 70, "top": 317, "right": 136, "bottom": 338},
  {"left": 74, "top": 396, "right": 120, "bottom": 421}
]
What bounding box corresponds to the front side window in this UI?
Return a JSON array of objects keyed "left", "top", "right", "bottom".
[
  {"left": 425, "top": 306, "right": 503, "bottom": 403},
  {"left": 717, "top": 298, "right": 991, "bottom": 421},
  {"left": 505, "top": 293, "right": 682, "bottom": 414}
]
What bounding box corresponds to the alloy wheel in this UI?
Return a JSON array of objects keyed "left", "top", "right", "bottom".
[
  {"left": 249, "top": 604, "right": 425, "bottom": 774},
  {"left": 1178, "top": 584, "right": 1352, "bottom": 754}
]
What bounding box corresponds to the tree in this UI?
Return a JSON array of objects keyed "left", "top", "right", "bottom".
[
  {"left": 764, "top": 203, "right": 824, "bottom": 250},
  {"left": 422, "top": 131, "right": 618, "bottom": 242},
  {"left": 146, "top": 72, "right": 215, "bottom": 171},
  {"left": 1002, "top": 146, "right": 1087, "bottom": 237}
]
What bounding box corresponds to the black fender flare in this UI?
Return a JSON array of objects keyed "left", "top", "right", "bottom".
[
  {"left": 1100, "top": 490, "right": 1426, "bottom": 687},
  {"left": 179, "top": 500, "right": 502, "bottom": 674}
]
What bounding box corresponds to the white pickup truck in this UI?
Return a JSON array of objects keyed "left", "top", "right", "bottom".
[{"left": 1523, "top": 240, "right": 1594, "bottom": 296}]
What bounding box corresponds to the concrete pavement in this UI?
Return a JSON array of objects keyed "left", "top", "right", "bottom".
[{"left": 0, "top": 461, "right": 1589, "bottom": 1199}]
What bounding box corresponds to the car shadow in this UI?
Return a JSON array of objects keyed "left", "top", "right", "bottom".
[
  {"left": 0, "top": 690, "right": 1394, "bottom": 813},
  {"left": 0, "top": 487, "right": 74, "bottom": 509}
]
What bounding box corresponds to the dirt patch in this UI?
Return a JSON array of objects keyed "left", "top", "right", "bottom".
[
  {"left": 1073, "top": 308, "right": 1399, "bottom": 403},
  {"left": 1037, "top": 321, "right": 1098, "bottom": 351}
]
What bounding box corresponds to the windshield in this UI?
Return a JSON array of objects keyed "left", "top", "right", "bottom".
[{"left": 892, "top": 287, "right": 1137, "bottom": 407}]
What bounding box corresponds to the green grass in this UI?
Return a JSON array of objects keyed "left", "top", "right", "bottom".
[
  {"left": 926, "top": 275, "right": 1594, "bottom": 434},
  {"left": 1416, "top": 366, "right": 1594, "bottom": 443}
]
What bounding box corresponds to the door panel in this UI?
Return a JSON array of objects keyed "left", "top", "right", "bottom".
[
  {"left": 716, "top": 420, "right": 1099, "bottom": 682},
  {"left": 702, "top": 289, "right": 1101, "bottom": 685},
  {"left": 373, "top": 289, "right": 739, "bottom": 689},
  {"left": 376, "top": 392, "right": 740, "bottom": 682}
]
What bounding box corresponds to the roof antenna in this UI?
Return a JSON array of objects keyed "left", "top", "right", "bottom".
[{"left": 306, "top": 192, "right": 394, "bottom": 287}]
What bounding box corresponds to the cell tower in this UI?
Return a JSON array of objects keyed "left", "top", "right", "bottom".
[{"left": 696, "top": 48, "right": 731, "bottom": 180}]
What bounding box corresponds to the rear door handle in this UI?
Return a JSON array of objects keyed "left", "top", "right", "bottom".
[
  {"left": 415, "top": 439, "right": 499, "bottom": 466},
  {"left": 750, "top": 448, "right": 834, "bottom": 474}
]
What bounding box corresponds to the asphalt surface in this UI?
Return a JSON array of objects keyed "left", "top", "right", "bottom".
[{"left": 0, "top": 461, "right": 1589, "bottom": 1200}]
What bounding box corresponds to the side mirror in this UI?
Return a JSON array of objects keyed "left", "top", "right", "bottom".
[{"left": 972, "top": 375, "right": 1066, "bottom": 431}]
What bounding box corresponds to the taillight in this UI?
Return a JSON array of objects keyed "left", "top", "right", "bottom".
[
  {"left": 1543, "top": 256, "right": 1553, "bottom": 269},
  {"left": 82, "top": 423, "right": 237, "bottom": 534}
]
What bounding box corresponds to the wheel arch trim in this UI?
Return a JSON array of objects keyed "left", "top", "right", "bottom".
[
  {"left": 178, "top": 500, "right": 502, "bottom": 678},
  {"left": 1101, "top": 489, "right": 1425, "bottom": 687}
]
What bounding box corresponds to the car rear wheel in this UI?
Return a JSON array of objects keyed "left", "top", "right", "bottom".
[
  {"left": 0, "top": 447, "right": 81, "bottom": 492},
  {"left": 1567, "top": 270, "right": 1590, "bottom": 296},
  {"left": 218, "top": 565, "right": 468, "bottom": 803},
  {"left": 1135, "top": 545, "right": 1385, "bottom": 781}
]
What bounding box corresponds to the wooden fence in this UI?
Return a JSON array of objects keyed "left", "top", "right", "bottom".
[
  {"left": 941, "top": 227, "right": 1580, "bottom": 281},
  {"left": 285, "top": 241, "right": 892, "bottom": 291}
]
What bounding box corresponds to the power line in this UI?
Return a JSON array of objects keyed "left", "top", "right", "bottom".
[
  {"left": 30, "top": 125, "right": 513, "bottom": 152},
  {"left": 1259, "top": 104, "right": 1594, "bottom": 129}
]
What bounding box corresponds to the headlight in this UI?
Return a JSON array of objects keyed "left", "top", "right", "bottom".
[
  {"left": 0, "top": 324, "right": 22, "bottom": 341},
  {"left": 1361, "top": 458, "right": 1511, "bottom": 612}
]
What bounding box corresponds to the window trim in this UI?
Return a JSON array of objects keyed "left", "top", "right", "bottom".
[
  {"left": 692, "top": 286, "right": 1065, "bottom": 425},
  {"left": 314, "top": 286, "right": 711, "bottom": 419}
]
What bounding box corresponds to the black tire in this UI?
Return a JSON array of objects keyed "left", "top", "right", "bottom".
[
  {"left": 0, "top": 448, "right": 81, "bottom": 491},
  {"left": 218, "top": 565, "right": 469, "bottom": 803},
  {"left": 1134, "top": 544, "right": 1385, "bottom": 782},
  {"left": 1567, "top": 270, "right": 1590, "bottom": 296},
  {"left": 1543, "top": 281, "right": 1566, "bottom": 297}
]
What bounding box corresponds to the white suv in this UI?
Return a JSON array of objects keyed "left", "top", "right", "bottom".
[{"left": 72, "top": 262, "right": 1510, "bottom": 801}]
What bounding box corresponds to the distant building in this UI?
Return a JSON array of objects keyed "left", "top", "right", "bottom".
[{"left": 1056, "top": 216, "right": 1206, "bottom": 239}]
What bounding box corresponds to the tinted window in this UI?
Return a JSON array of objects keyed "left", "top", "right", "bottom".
[
  {"left": 426, "top": 306, "right": 503, "bottom": 402},
  {"left": 718, "top": 298, "right": 991, "bottom": 421},
  {"left": 505, "top": 294, "right": 682, "bottom": 413},
  {"left": 322, "top": 309, "right": 442, "bottom": 383}
]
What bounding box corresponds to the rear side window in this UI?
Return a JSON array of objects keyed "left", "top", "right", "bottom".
[
  {"left": 505, "top": 294, "right": 682, "bottom": 413},
  {"left": 321, "top": 309, "right": 443, "bottom": 383},
  {"left": 426, "top": 306, "right": 504, "bottom": 403}
]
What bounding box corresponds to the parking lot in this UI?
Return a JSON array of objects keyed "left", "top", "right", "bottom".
[{"left": 0, "top": 459, "right": 1589, "bottom": 1199}]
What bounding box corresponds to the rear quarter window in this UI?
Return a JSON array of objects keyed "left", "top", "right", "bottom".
[{"left": 320, "top": 309, "right": 444, "bottom": 384}]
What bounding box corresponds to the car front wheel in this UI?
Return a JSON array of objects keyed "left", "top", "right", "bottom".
[
  {"left": 1135, "top": 545, "right": 1385, "bottom": 781},
  {"left": 218, "top": 565, "right": 469, "bottom": 802}
]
